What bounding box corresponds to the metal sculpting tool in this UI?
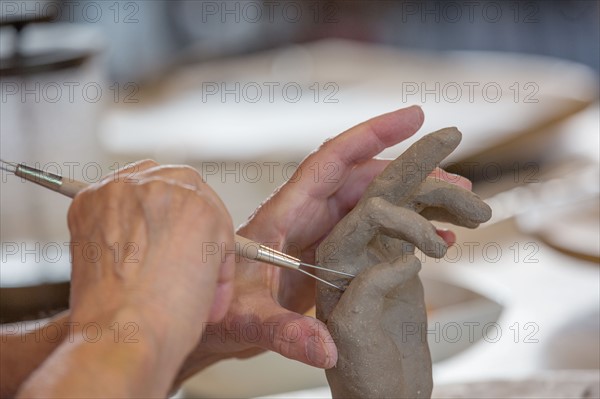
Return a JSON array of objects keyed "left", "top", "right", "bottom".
[{"left": 0, "top": 160, "right": 352, "bottom": 291}]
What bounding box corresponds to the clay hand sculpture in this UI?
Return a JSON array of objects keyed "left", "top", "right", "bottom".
[{"left": 316, "top": 128, "right": 492, "bottom": 399}]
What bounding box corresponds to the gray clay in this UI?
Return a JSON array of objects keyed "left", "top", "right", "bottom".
[{"left": 316, "top": 128, "right": 492, "bottom": 399}]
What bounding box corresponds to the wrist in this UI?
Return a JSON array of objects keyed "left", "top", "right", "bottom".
[
  {"left": 70, "top": 304, "right": 192, "bottom": 374},
  {"left": 115, "top": 305, "right": 196, "bottom": 369},
  {"left": 90, "top": 306, "right": 192, "bottom": 396},
  {"left": 17, "top": 308, "right": 182, "bottom": 398}
]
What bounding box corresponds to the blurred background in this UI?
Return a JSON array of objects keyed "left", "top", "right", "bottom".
[{"left": 1, "top": 0, "right": 598, "bottom": 397}]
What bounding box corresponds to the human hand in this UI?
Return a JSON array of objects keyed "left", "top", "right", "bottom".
[
  {"left": 315, "top": 128, "right": 492, "bottom": 398},
  {"left": 174, "top": 106, "right": 474, "bottom": 384},
  {"left": 67, "top": 160, "right": 235, "bottom": 368}
]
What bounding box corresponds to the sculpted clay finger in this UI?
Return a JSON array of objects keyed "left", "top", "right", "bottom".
[
  {"left": 364, "top": 197, "right": 448, "bottom": 258},
  {"left": 430, "top": 167, "right": 472, "bottom": 190},
  {"left": 334, "top": 257, "right": 421, "bottom": 320},
  {"left": 410, "top": 177, "right": 492, "bottom": 227},
  {"left": 363, "top": 127, "right": 462, "bottom": 203}
]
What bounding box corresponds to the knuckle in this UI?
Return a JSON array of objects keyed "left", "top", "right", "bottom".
[
  {"left": 137, "top": 159, "right": 159, "bottom": 169},
  {"left": 139, "top": 177, "right": 166, "bottom": 189},
  {"left": 178, "top": 165, "right": 204, "bottom": 182},
  {"left": 152, "top": 165, "right": 204, "bottom": 186},
  {"left": 137, "top": 178, "right": 174, "bottom": 199}
]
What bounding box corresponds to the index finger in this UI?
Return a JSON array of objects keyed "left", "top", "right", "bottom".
[{"left": 289, "top": 106, "right": 425, "bottom": 199}]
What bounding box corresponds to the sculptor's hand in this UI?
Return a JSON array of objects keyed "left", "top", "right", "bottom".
[
  {"left": 174, "top": 106, "right": 473, "bottom": 384},
  {"left": 17, "top": 161, "right": 235, "bottom": 398},
  {"left": 67, "top": 161, "right": 235, "bottom": 364}
]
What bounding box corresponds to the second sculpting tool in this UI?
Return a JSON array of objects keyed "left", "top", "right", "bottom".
[{"left": 0, "top": 160, "right": 353, "bottom": 291}]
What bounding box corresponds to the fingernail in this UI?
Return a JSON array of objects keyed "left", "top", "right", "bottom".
[{"left": 306, "top": 336, "right": 331, "bottom": 368}]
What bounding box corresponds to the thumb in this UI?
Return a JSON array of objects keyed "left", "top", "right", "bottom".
[
  {"left": 335, "top": 256, "right": 421, "bottom": 319},
  {"left": 256, "top": 302, "right": 338, "bottom": 369}
]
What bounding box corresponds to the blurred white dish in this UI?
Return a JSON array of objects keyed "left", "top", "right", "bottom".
[{"left": 99, "top": 39, "right": 598, "bottom": 162}]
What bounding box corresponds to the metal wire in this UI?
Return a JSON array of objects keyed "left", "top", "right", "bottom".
[
  {"left": 296, "top": 267, "right": 346, "bottom": 291},
  {"left": 300, "top": 262, "right": 354, "bottom": 278}
]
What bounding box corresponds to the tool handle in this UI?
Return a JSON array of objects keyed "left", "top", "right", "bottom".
[
  {"left": 234, "top": 235, "right": 263, "bottom": 261},
  {"left": 235, "top": 235, "right": 255, "bottom": 251},
  {"left": 235, "top": 235, "right": 301, "bottom": 270},
  {"left": 59, "top": 179, "right": 90, "bottom": 198}
]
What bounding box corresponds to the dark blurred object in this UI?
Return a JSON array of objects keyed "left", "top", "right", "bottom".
[
  {"left": 0, "top": 12, "right": 54, "bottom": 28},
  {"left": 0, "top": 283, "right": 69, "bottom": 324},
  {"left": 9, "top": 0, "right": 594, "bottom": 83},
  {"left": 374, "top": 0, "right": 599, "bottom": 70},
  {"left": 0, "top": 12, "right": 92, "bottom": 76},
  {"left": 167, "top": 0, "right": 600, "bottom": 76},
  {"left": 0, "top": 245, "right": 71, "bottom": 323}
]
